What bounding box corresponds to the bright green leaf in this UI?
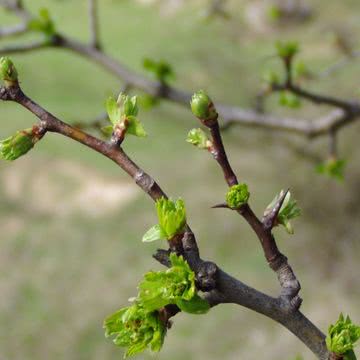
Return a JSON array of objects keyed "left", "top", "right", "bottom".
[
  {"left": 142, "top": 224, "right": 166, "bottom": 243},
  {"left": 279, "top": 91, "right": 301, "bottom": 108},
  {"left": 186, "top": 128, "right": 210, "bottom": 149},
  {"left": 106, "top": 96, "right": 121, "bottom": 126},
  {"left": 155, "top": 197, "right": 186, "bottom": 239},
  {"left": 126, "top": 116, "right": 147, "bottom": 137}
]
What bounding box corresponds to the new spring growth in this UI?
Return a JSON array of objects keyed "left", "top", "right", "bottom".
[
  {"left": 279, "top": 91, "right": 301, "bottom": 108},
  {"left": 104, "top": 303, "right": 166, "bottom": 358},
  {"left": 186, "top": 128, "right": 212, "bottom": 150},
  {"left": 316, "top": 158, "right": 346, "bottom": 181},
  {"left": 143, "top": 58, "right": 174, "bottom": 84},
  {"left": 0, "top": 57, "right": 18, "bottom": 87},
  {"left": 190, "top": 90, "right": 218, "bottom": 124},
  {"left": 226, "top": 184, "right": 250, "bottom": 209},
  {"left": 104, "top": 254, "right": 209, "bottom": 357},
  {"left": 264, "top": 190, "right": 301, "bottom": 234},
  {"left": 28, "top": 8, "right": 56, "bottom": 39},
  {"left": 104, "top": 93, "right": 146, "bottom": 141},
  {"left": 0, "top": 128, "right": 40, "bottom": 161},
  {"left": 138, "top": 253, "right": 210, "bottom": 314},
  {"left": 326, "top": 313, "right": 360, "bottom": 359},
  {"left": 142, "top": 197, "right": 186, "bottom": 242},
  {"left": 275, "top": 40, "right": 299, "bottom": 60}
]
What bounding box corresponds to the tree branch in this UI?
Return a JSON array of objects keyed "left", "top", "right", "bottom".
[
  {"left": 0, "top": 0, "right": 358, "bottom": 139},
  {"left": 0, "top": 81, "right": 329, "bottom": 360},
  {"left": 202, "top": 112, "right": 302, "bottom": 311}
]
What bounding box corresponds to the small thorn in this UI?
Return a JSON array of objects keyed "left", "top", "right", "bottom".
[{"left": 211, "top": 202, "right": 230, "bottom": 209}]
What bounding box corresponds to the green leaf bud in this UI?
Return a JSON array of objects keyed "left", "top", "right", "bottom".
[
  {"left": 118, "top": 94, "right": 139, "bottom": 118},
  {"left": 275, "top": 40, "right": 299, "bottom": 59},
  {"left": 279, "top": 91, "right": 301, "bottom": 108},
  {"left": 326, "top": 313, "right": 360, "bottom": 358},
  {"left": 143, "top": 58, "right": 174, "bottom": 84},
  {"left": 190, "top": 90, "right": 218, "bottom": 122},
  {"left": 105, "top": 93, "right": 146, "bottom": 139},
  {"left": 104, "top": 303, "right": 166, "bottom": 358},
  {"left": 0, "top": 57, "right": 18, "bottom": 86},
  {"left": 226, "top": 184, "right": 250, "bottom": 209},
  {"left": 28, "top": 8, "right": 56, "bottom": 38},
  {"left": 138, "top": 253, "right": 210, "bottom": 314},
  {"left": 316, "top": 158, "right": 346, "bottom": 181},
  {"left": 186, "top": 128, "right": 211, "bottom": 149},
  {"left": 0, "top": 128, "right": 38, "bottom": 161}
]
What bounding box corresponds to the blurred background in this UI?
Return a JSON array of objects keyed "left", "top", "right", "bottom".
[{"left": 0, "top": 0, "right": 359, "bottom": 359}]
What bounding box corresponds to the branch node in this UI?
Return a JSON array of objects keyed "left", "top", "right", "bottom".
[{"left": 195, "top": 261, "right": 218, "bottom": 292}]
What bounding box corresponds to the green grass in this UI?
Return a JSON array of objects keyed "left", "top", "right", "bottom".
[{"left": 0, "top": 1, "right": 360, "bottom": 359}]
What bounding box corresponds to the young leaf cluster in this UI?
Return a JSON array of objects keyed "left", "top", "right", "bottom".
[
  {"left": 226, "top": 184, "right": 250, "bottom": 209},
  {"left": 103, "top": 93, "right": 146, "bottom": 139},
  {"left": 186, "top": 128, "right": 211, "bottom": 150},
  {"left": 143, "top": 58, "right": 174, "bottom": 84},
  {"left": 104, "top": 254, "right": 209, "bottom": 357},
  {"left": 28, "top": 8, "right": 56, "bottom": 39},
  {"left": 326, "top": 313, "right": 360, "bottom": 359},
  {"left": 138, "top": 253, "right": 210, "bottom": 314},
  {"left": 276, "top": 40, "right": 299, "bottom": 59},
  {"left": 143, "top": 197, "right": 186, "bottom": 242},
  {"left": 104, "top": 303, "right": 166, "bottom": 358}
]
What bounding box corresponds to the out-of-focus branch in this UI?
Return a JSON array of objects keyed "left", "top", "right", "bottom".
[
  {"left": 0, "top": 0, "right": 359, "bottom": 139},
  {"left": 0, "top": 22, "right": 27, "bottom": 38},
  {"left": 0, "top": 39, "right": 49, "bottom": 56},
  {"left": 0, "top": 0, "right": 30, "bottom": 20},
  {"left": 88, "top": 0, "right": 101, "bottom": 49}
]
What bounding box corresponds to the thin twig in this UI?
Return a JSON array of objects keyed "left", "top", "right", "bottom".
[
  {"left": 203, "top": 111, "right": 302, "bottom": 311},
  {"left": 0, "top": 23, "right": 27, "bottom": 38}
]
